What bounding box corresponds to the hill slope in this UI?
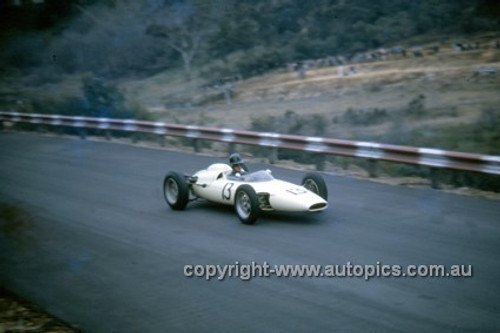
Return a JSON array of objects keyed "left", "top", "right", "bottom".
[{"left": 120, "top": 33, "right": 500, "bottom": 154}]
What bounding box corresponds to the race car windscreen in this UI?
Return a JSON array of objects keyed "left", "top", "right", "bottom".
[{"left": 242, "top": 170, "right": 274, "bottom": 182}]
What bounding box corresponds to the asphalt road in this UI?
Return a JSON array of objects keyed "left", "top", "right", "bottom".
[{"left": 1, "top": 132, "right": 499, "bottom": 332}]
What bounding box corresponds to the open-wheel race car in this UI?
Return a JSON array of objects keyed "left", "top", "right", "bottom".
[{"left": 163, "top": 158, "right": 328, "bottom": 224}]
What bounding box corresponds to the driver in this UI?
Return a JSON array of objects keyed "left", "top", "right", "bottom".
[{"left": 229, "top": 152, "right": 248, "bottom": 176}]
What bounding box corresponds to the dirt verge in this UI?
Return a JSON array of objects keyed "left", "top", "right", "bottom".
[{"left": 0, "top": 287, "right": 78, "bottom": 333}]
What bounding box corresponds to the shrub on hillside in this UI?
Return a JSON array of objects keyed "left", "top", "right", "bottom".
[
  {"left": 202, "top": 47, "right": 286, "bottom": 82},
  {"left": 406, "top": 94, "right": 427, "bottom": 118},
  {"left": 341, "top": 108, "right": 389, "bottom": 126},
  {"left": 13, "top": 76, "right": 152, "bottom": 137}
]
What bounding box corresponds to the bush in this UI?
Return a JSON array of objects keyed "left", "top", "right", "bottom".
[
  {"left": 342, "top": 107, "right": 389, "bottom": 126},
  {"left": 236, "top": 48, "right": 285, "bottom": 78},
  {"left": 475, "top": 108, "right": 500, "bottom": 132},
  {"left": 12, "top": 75, "right": 153, "bottom": 138},
  {"left": 441, "top": 170, "right": 500, "bottom": 192},
  {"left": 406, "top": 94, "right": 427, "bottom": 118},
  {"left": 81, "top": 76, "right": 124, "bottom": 117},
  {"left": 23, "top": 67, "right": 63, "bottom": 87},
  {"left": 202, "top": 47, "right": 286, "bottom": 82},
  {"left": 1, "top": 34, "right": 45, "bottom": 70}
]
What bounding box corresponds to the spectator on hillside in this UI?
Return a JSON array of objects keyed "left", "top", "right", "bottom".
[{"left": 338, "top": 65, "right": 344, "bottom": 77}]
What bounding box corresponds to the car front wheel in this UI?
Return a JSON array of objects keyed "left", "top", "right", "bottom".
[
  {"left": 234, "top": 185, "right": 260, "bottom": 225},
  {"left": 163, "top": 171, "right": 189, "bottom": 210},
  {"left": 302, "top": 173, "right": 328, "bottom": 201}
]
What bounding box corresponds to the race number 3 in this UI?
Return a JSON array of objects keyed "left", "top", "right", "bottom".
[{"left": 222, "top": 182, "right": 234, "bottom": 200}]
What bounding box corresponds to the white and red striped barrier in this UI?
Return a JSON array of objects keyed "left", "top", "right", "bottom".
[{"left": 1, "top": 112, "right": 499, "bottom": 175}]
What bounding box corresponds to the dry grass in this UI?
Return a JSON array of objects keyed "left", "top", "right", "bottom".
[
  {"left": 120, "top": 33, "right": 500, "bottom": 138},
  {"left": 0, "top": 287, "right": 78, "bottom": 333}
]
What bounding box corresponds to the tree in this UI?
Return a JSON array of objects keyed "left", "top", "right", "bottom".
[
  {"left": 82, "top": 76, "right": 125, "bottom": 117},
  {"left": 146, "top": 0, "right": 220, "bottom": 79},
  {"left": 48, "top": 0, "right": 169, "bottom": 77}
]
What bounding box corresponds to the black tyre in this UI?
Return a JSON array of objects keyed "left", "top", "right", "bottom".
[
  {"left": 234, "top": 185, "right": 261, "bottom": 225},
  {"left": 302, "top": 173, "right": 328, "bottom": 201},
  {"left": 163, "top": 171, "right": 189, "bottom": 210}
]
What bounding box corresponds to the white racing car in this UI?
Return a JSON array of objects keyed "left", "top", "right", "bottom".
[{"left": 163, "top": 162, "right": 328, "bottom": 224}]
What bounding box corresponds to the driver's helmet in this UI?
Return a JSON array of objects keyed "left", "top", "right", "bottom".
[{"left": 229, "top": 152, "right": 244, "bottom": 168}]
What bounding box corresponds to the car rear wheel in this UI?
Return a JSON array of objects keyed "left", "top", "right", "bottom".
[
  {"left": 164, "top": 171, "right": 189, "bottom": 210},
  {"left": 302, "top": 173, "right": 328, "bottom": 201},
  {"left": 235, "top": 185, "right": 260, "bottom": 225}
]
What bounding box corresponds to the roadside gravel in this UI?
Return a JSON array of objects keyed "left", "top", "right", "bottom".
[{"left": 0, "top": 287, "right": 78, "bottom": 333}]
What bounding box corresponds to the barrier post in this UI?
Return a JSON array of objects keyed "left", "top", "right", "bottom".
[
  {"left": 368, "top": 159, "right": 378, "bottom": 178},
  {"left": 132, "top": 133, "right": 139, "bottom": 144},
  {"left": 269, "top": 147, "right": 278, "bottom": 164},
  {"left": 193, "top": 139, "right": 201, "bottom": 153},
  {"left": 158, "top": 135, "right": 166, "bottom": 147},
  {"left": 315, "top": 154, "right": 326, "bottom": 171},
  {"left": 228, "top": 142, "right": 235, "bottom": 155},
  {"left": 78, "top": 128, "right": 87, "bottom": 139},
  {"left": 430, "top": 168, "right": 440, "bottom": 189},
  {"left": 55, "top": 126, "right": 63, "bottom": 136}
]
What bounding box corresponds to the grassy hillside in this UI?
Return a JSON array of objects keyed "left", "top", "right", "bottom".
[{"left": 118, "top": 33, "right": 500, "bottom": 153}]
